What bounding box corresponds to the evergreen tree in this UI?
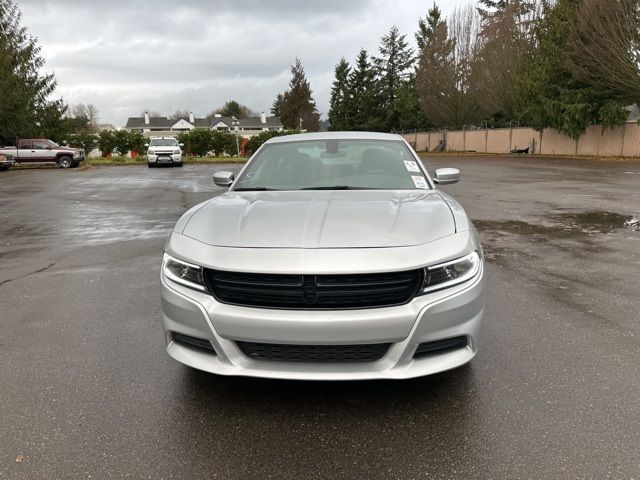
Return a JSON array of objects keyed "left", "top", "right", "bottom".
[
  {"left": 416, "top": 3, "right": 443, "bottom": 55},
  {"left": 214, "top": 100, "right": 254, "bottom": 118},
  {"left": 519, "top": 0, "right": 628, "bottom": 138},
  {"left": 373, "top": 26, "right": 414, "bottom": 131},
  {"left": 328, "top": 58, "right": 352, "bottom": 131},
  {"left": 349, "top": 49, "right": 380, "bottom": 131},
  {"left": 0, "top": 0, "right": 66, "bottom": 144},
  {"left": 271, "top": 93, "right": 283, "bottom": 117},
  {"left": 275, "top": 58, "right": 321, "bottom": 131}
]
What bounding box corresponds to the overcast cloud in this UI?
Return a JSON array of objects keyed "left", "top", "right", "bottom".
[{"left": 18, "top": 0, "right": 461, "bottom": 126}]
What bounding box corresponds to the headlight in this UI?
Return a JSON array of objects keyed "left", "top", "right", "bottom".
[
  {"left": 162, "top": 253, "right": 206, "bottom": 291},
  {"left": 173, "top": 148, "right": 181, "bottom": 154},
  {"left": 148, "top": 149, "right": 154, "bottom": 155},
  {"left": 419, "top": 251, "right": 481, "bottom": 294}
]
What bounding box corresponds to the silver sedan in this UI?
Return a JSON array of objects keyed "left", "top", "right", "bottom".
[{"left": 160, "top": 132, "right": 484, "bottom": 380}]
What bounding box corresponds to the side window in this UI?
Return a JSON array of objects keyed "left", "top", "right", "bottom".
[
  {"left": 33, "top": 141, "right": 47, "bottom": 150},
  {"left": 20, "top": 141, "right": 31, "bottom": 149}
]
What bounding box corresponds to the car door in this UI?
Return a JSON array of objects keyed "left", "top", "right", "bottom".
[
  {"left": 17, "top": 140, "right": 33, "bottom": 160},
  {"left": 31, "top": 140, "right": 52, "bottom": 162}
]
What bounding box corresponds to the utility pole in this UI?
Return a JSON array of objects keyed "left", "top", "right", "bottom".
[
  {"left": 231, "top": 116, "right": 240, "bottom": 156},
  {"left": 299, "top": 117, "right": 303, "bottom": 132}
]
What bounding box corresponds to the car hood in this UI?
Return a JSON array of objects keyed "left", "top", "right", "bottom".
[{"left": 181, "top": 190, "right": 456, "bottom": 248}]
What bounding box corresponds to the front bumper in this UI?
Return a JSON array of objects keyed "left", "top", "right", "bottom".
[
  {"left": 148, "top": 153, "right": 182, "bottom": 164},
  {"left": 160, "top": 264, "right": 484, "bottom": 380}
]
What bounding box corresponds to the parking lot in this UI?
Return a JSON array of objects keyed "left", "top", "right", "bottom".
[{"left": 1, "top": 156, "right": 639, "bottom": 479}]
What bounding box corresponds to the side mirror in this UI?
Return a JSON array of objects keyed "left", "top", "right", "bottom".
[
  {"left": 144, "top": 143, "right": 149, "bottom": 148},
  {"left": 433, "top": 168, "right": 460, "bottom": 185},
  {"left": 179, "top": 143, "right": 184, "bottom": 147},
  {"left": 213, "top": 171, "right": 234, "bottom": 187}
]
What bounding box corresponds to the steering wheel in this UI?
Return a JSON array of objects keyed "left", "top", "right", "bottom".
[{"left": 364, "top": 169, "right": 393, "bottom": 177}]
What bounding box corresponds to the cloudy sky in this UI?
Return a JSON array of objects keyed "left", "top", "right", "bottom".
[{"left": 18, "top": 0, "right": 462, "bottom": 126}]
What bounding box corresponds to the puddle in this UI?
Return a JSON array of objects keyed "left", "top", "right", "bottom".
[
  {"left": 625, "top": 215, "right": 640, "bottom": 231},
  {"left": 473, "top": 211, "right": 630, "bottom": 261},
  {"left": 548, "top": 211, "right": 630, "bottom": 234}
]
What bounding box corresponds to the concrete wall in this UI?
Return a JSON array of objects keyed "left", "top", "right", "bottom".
[{"left": 404, "top": 123, "right": 640, "bottom": 157}]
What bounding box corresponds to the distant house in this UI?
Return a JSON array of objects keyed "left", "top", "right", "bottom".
[{"left": 125, "top": 111, "right": 283, "bottom": 137}]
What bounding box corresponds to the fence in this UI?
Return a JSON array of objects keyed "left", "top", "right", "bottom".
[{"left": 403, "top": 122, "right": 640, "bottom": 157}]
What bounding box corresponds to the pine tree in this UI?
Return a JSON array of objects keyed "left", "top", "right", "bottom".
[
  {"left": 349, "top": 49, "right": 380, "bottom": 131},
  {"left": 276, "top": 58, "right": 321, "bottom": 131},
  {"left": 373, "top": 26, "right": 415, "bottom": 131},
  {"left": 271, "top": 93, "right": 283, "bottom": 117},
  {"left": 328, "top": 58, "right": 352, "bottom": 131},
  {"left": 416, "top": 3, "right": 443, "bottom": 54},
  {"left": 0, "top": 0, "right": 66, "bottom": 144},
  {"left": 519, "top": 0, "right": 627, "bottom": 138}
]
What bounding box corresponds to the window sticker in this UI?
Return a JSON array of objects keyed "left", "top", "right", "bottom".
[
  {"left": 404, "top": 160, "right": 421, "bottom": 172},
  {"left": 412, "top": 175, "right": 428, "bottom": 189}
]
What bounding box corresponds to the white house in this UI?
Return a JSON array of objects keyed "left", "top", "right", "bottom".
[{"left": 125, "top": 111, "right": 283, "bottom": 138}]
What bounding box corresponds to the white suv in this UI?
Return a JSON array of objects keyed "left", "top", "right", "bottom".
[{"left": 146, "top": 137, "right": 183, "bottom": 168}]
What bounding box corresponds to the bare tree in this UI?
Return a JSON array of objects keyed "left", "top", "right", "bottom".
[
  {"left": 416, "top": 4, "right": 483, "bottom": 127},
  {"left": 85, "top": 104, "right": 99, "bottom": 127},
  {"left": 169, "top": 110, "right": 191, "bottom": 120},
  {"left": 140, "top": 110, "right": 163, "bottom": 117},
  {"left": 472, "top": 0, "right": 541, "bottom": 123},
  {"left": 569, "top": 0, "right": 640, "bottom": 103}
]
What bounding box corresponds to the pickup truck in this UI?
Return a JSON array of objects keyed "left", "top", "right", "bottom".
[
  {"left": 0, "top": 153, "right": 14, "bottom": 171},
  {"left": 0, "top": 139, "right": 85, "bottom": 169}
]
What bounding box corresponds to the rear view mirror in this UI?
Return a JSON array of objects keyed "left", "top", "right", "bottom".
[
  {"left": 179, "top": 143, "right": 184, "bottom": 147},
  {"left": 213, "top": 171, "right": 234, "bottom": 187},
  {"left": 144, "top": 143, "right": 149, "bottom": 147},
  {"left": 433, "top": 168, "right": 460, "bottom": 185}
]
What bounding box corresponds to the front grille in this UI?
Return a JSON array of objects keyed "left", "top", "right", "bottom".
[
  {"left": 204, "top": 269, "right": 423, "bottom": 309},
  {"left": 413, "top": 336, "right": 468, "bottom": 358},
  {"left": 237, "top": 341, "right": 391, "bottom": 363},
  {"left": 171, "top": 332, "right": 216, "bottom": 353}
]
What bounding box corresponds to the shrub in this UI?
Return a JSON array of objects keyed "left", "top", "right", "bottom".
[
  {"left": 98, "top": 130, "right": 116, "bottom": 157},
  {"left": 64, "top": 132, "right": 98, "bottom": 154}
]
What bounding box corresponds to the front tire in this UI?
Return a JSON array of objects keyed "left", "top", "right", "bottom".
[
  {"left": 175, "top": 162, "right": 183, "bottom": 167},
  {"left": 58, "top": 156, "right": 73, "bottom": 168},
  {"left": 148, "top": 163, "right": 155, "bottom": 168}
]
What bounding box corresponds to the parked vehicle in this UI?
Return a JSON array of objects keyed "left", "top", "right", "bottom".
[
  {"left": 0, "top": 139, "right": 84, "bottom": 168},
  {"left": 0, "top": 153, "right": 14, "bottom": 171},
  {"left": 146, "top": 137, "right": 183, "bottom": 168},
  {"left": 160, "top": 132, "right": 484, "bottom": 380}
]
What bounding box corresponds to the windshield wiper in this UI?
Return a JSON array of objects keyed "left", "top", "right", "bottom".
[
  {"left": 234, "top": 187, "right": 279, "bottom": 191},
  {"left": 300, "top": 185, "right": 367, "bottom": 190}
]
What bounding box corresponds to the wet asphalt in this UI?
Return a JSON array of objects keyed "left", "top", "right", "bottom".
[{"left": 0, "top": 156, "right": 639, "bottom": 479}]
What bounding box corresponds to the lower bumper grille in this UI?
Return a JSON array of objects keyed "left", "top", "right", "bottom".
[
  {"left": 413, "top": 336, "right": 468, "bottom": 358},
  {"left": 171, "top": 332, "right": 215, "bottom": 353},
  {"left": 237, "top": 341, "right": 391, "bottom": 363}
]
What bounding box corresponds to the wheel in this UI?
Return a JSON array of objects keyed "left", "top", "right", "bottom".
[
  {"left": 175, "top": 162, "right": 183, "bottom": 167},
  {"left": 58, "top": 156, "right": 73, "bottom": 168},
  {"left": 0, "top": 166, "right": 9, "bottom": 171},
  {"left": 148, "top": 163, "right": 155, "bottom": 168}
]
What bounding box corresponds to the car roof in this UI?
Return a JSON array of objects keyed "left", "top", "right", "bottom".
[{"left": 265, "top": 131, "right": 405, "bottom": 144}]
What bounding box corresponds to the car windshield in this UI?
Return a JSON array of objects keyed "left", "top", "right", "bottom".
[
  {"left": 47, "top": 140, "right": 59, "bottom": 148},
  {"left": 150, "top": 139, "right": 178, "bottom": 147},
  {"left": 233, "top": 139, "right": 430, "bottom": 191}
]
